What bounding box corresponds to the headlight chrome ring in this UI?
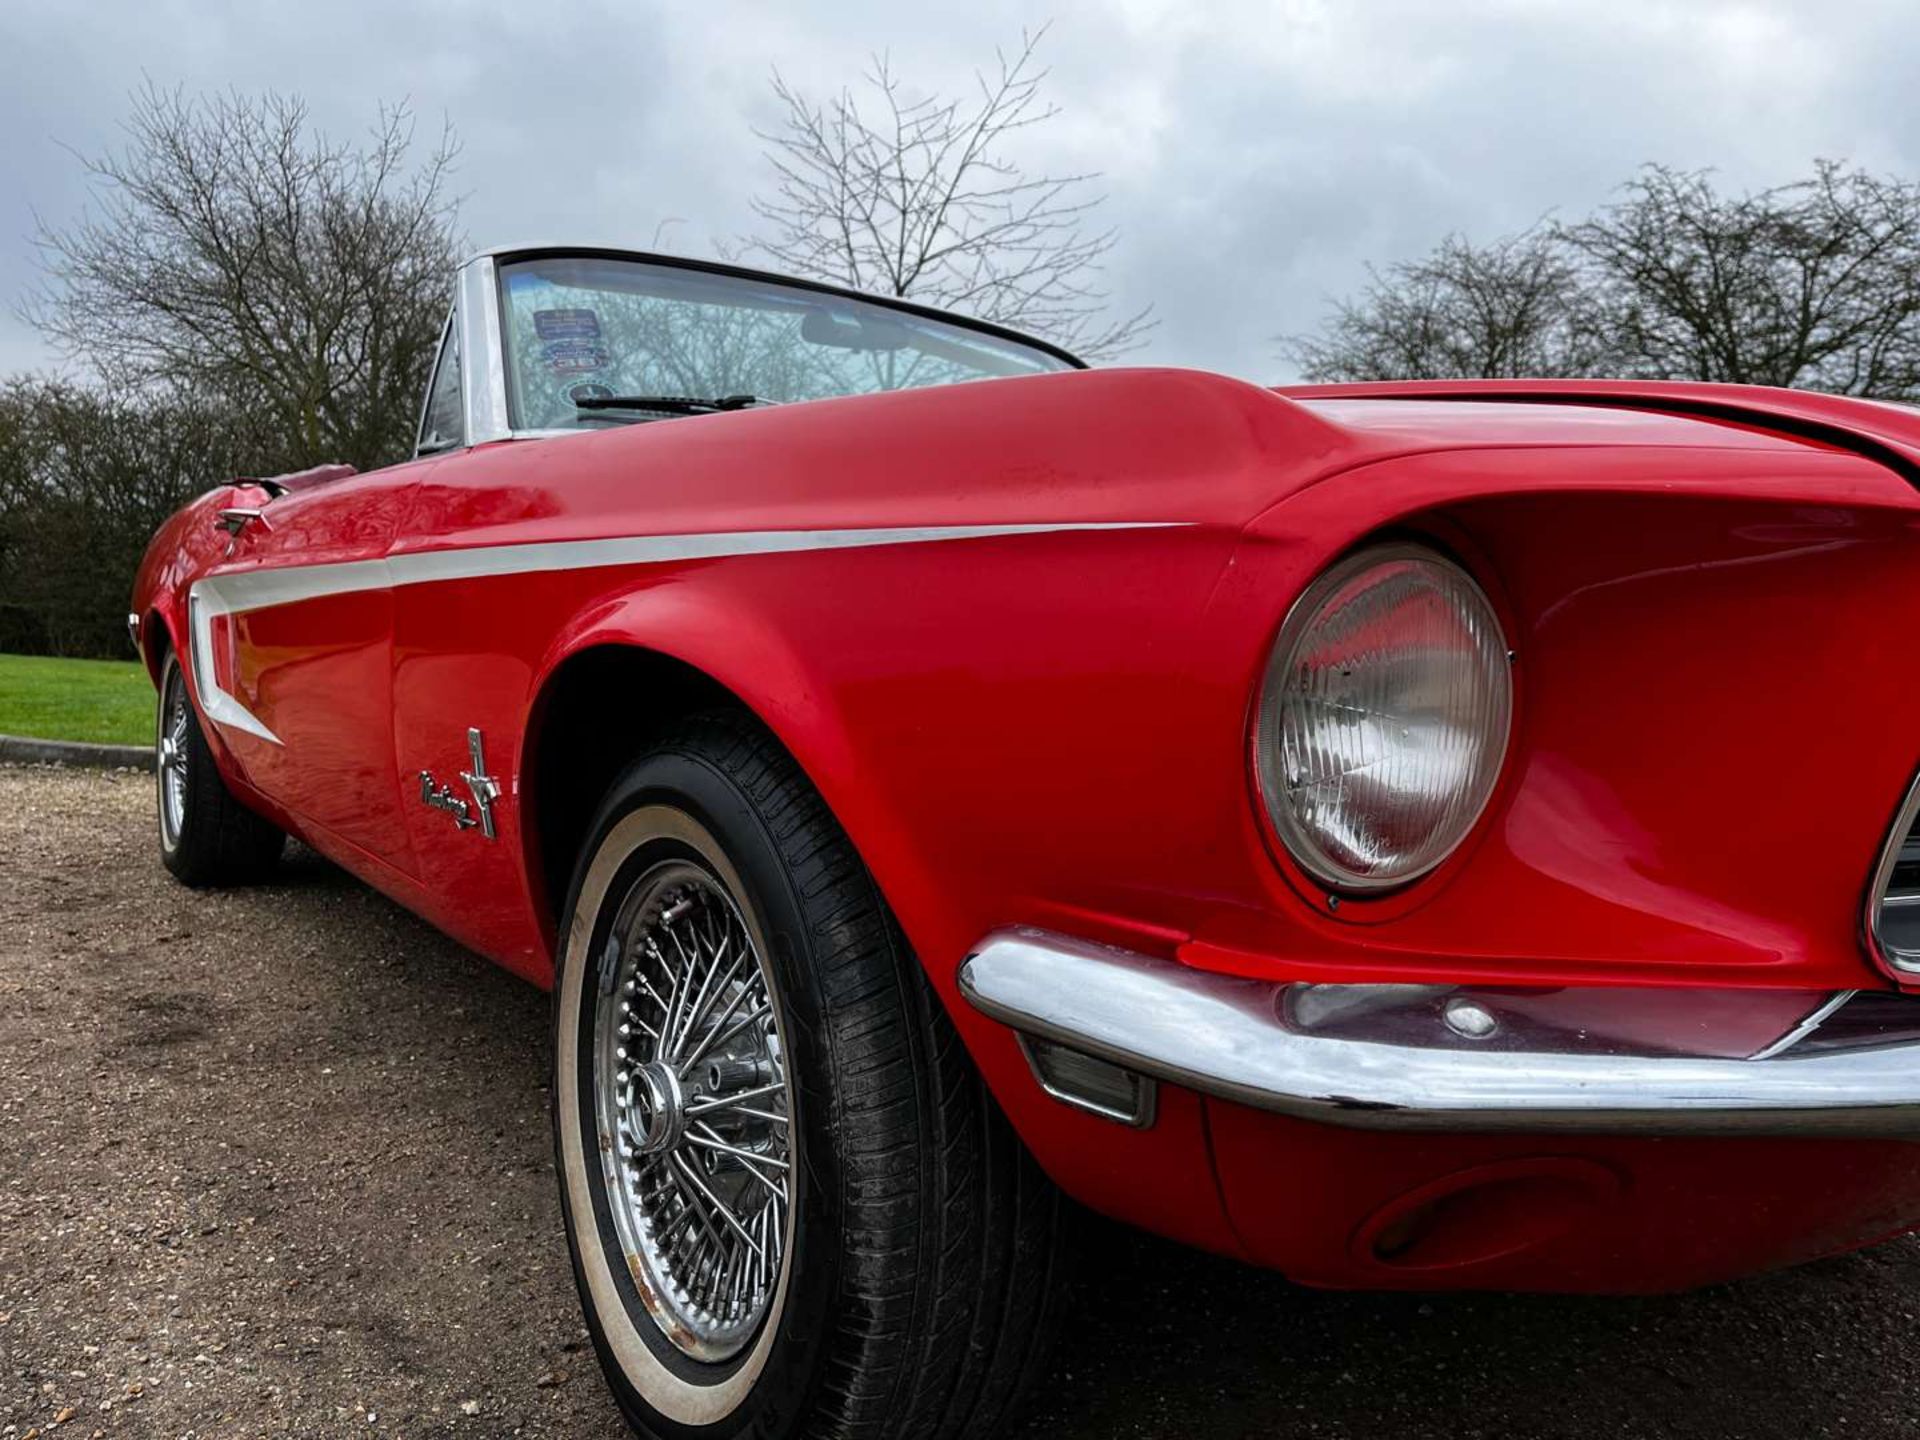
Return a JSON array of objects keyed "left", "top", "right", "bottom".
[{"left": 1255, "top": 542, "right": 1513, "bottom": 894}]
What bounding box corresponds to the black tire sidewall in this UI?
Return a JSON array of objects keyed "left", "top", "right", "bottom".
[
  {"left": 553, "top": 744, "right": 846, "bottom": 1440},
  {"left": 154, "top": 644, "right": 283, "bottom": 886}
]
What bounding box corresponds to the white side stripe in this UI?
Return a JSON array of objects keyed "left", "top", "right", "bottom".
[
  {"left": 189, "top": 589, "right": 282, "bottom": 745},
  {"left": 187, "top": 521, "right": 1185, "bottom": 744}
]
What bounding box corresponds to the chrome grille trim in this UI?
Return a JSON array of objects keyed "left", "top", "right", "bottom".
[{"left": 1868, "top": 769, "right": 1920, "bottom": 977}]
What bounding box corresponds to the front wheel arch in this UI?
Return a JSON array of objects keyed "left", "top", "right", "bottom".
[
  {"left": 522, "top": 643, "right": 754, "bottom": 949},
  {"left": 138, "top": 606, "right": 172, "bottom": 685}
]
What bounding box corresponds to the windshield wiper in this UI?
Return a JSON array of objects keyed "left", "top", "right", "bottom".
[{"left": 574, "top": 393, "right": 762, "bottom": 415}]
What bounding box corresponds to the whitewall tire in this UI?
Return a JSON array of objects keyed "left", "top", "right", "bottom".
[{"left": 552, "top": 712, "right": 1064, "bottom": 1440}]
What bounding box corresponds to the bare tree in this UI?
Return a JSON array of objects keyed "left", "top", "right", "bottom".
[
  {"left": 1287, "top": 162, "right": 1920, "bottom": 399},
  {"left": 1562, "top": 162, "right": 1920, "bottom": 395},
  {"left": 1286, "top": 229, "right": 1609, "bottom": 382},
  {"left": 23, "top": 85, "right": 462, "bottom": 469},
  {"left": 746, "top": 29, "right": 1152, "bottom": 361}
]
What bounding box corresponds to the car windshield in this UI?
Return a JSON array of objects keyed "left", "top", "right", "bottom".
[{"left": 496, "top": 254, "right": 1077, "bottom": 432}]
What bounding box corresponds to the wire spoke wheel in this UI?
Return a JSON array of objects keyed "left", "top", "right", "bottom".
[
  {"left": 591, "top": 858, "right": 792, "bottom": 1363},
  {"left": 158, "top": 661, "right": 191, "bottom": 846},
  {"left": 556, "top": 719, "right": 1062, "bottom": 1437}
]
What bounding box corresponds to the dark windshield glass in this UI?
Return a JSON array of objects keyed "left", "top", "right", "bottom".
[{"left": 497, "top": 255, "right": 1074, "bottom": 432}]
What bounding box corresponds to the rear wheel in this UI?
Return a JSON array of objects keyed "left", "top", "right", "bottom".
[
  {"left": 155, "top": 647, "right": 285, "bottom": 886},
  {"left": 553, "top": 712, "right": 1063, "bottom": 1440}
]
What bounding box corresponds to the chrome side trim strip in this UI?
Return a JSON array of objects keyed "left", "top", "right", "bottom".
[
  {"left": 188, "top": 522, "right": 1181, "bottom": 744},
  {"left": 196, "top": 558, "right": 390, "bottom": 615},
  {"left": 187, "top": 586, "right": 281, "bottom": 745},
  {"left": 387, "top": 523, "right": 1175, "bottom": 590},
  {"left": 200, "top": 522, "right": 1180, "bottom": 617},
  {"left": 959, "top": 928, "right": 1920, "bottom": 1137}
]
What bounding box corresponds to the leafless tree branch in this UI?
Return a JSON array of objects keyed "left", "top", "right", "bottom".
[
  {"left": 744, "top": 28, "right": 1153, "bottom": 362},
  {"left": 1285, "top": 162, "right": 1920, "bottom": 401},
  {"left": 20, "top": 83, "right": 464, "bottom": 469},
  {"left": 1284, "top": 227, "right": 1607, "bottom": 382}
]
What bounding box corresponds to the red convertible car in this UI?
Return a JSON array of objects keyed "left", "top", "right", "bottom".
[{"left": 134, "top": 245, "right": 1920, "bottom": 1439}]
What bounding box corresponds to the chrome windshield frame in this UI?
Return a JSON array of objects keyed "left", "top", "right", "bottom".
[
  {"left": 425, "top": 245, "right": 1086, "bottom": 457},
  {"left": 459, "top": 254, "right": 514, "bottom": 447}
]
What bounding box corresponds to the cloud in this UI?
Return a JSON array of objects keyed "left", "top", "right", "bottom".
[{"left": 2, "top": 0, "right": 1918, "bottom": 382}]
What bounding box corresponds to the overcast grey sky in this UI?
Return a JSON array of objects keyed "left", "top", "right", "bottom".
[{"left": 4, "top": 0, "right": 1918, "bottom": 382}]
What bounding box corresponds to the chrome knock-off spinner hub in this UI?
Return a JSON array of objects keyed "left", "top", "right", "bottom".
[
  {"left": 591, "top": 860, "right": 793, "bottom": 1364},
  {"left": 626, "top": 1060, "right": 688, "bottom": 1156}
]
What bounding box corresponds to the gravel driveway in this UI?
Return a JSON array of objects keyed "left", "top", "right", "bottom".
[{"left": 8, "top": 764, "right": 1920, "bottom": 1439}]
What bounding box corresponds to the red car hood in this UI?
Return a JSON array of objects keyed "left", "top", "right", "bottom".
[
  {"left": 1276, "top": 379, "right": 1920, "bottom": 494},
  {"left": 423, "top": 371, "right": 1920, "bottom": 552}
]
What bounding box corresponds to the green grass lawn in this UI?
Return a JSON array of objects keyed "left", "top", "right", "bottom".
[{"left": 0, "top": 652, "right": 154, "bottom": 746}]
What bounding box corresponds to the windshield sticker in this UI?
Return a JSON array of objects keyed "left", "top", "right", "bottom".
[
  {"left": 534, "top": 308, "right": 602, "bottom": 341},
  {"left": 542, "top": 338, "right": 609, "bottom": 375}
]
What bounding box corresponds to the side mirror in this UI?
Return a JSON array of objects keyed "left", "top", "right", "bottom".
[{"left": 216, "top": 507, "right": 267, "bottom": 537}]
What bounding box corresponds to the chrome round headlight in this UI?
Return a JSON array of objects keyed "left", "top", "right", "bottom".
[{"left": 1255, "top": 543, "right": 1512, "bottom": 893}]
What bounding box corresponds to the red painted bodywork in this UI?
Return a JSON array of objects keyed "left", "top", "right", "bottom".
[{"left": 132, "top": 371, "right": 1920, "bottom": 1291}]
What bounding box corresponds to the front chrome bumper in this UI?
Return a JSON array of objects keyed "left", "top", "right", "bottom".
[{"left": 959, "top": 929, "right": 1920, "bottom": 1137}]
